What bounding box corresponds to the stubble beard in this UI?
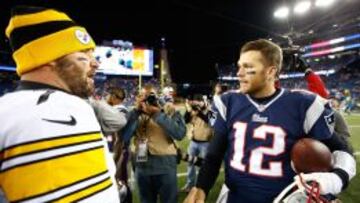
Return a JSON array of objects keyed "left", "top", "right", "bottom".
[
  {"left": 246, "top": 71, "right": 268, "bottom": 97},
  {"left": 55, "top": 65, "right": 94, "bottom": 98}
]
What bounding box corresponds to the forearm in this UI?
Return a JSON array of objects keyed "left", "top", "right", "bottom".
[
  {"left": 153, "top": 111, "right": 186, "bottom": 140},
  {"left": 331, "top": 150, "right": 356, "bottom": 190},
  {"left": 322, "top": 132, "right": 352, "bottom": 153},
  {"left": 103, "top": 112, "right": 127, "bottom": 133},
  {"left": 89, "top": 99, "right": 127, "bottom": 133},
  {"left": 305, "top": 70, "right": 329, "bottom": 99},
  {"left": 321, "top": 134, "right": 356, "bottom": 191},
  {"left": 120, "top": 110, "right": 140, "bottom": 145},
  {"left": 196, "top": 130, "right": 227, "bottom": 194}
]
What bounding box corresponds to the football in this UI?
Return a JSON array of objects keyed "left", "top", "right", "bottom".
[{"left": 291, "top": 138, "right": 332, "bottom": 173}]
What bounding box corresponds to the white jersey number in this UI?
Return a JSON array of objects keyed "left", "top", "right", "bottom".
[{"left": 230, "top": 122, "right": 286, "bottom": 177}]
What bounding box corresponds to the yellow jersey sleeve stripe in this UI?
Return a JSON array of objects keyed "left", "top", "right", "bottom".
[
  {"left": 1, "top": 132, "right": 102, "bottom": 160},
  {"left": 52, "top": 178, "right": 113, "bottom": 203},
  {"left": 1, "top": 147, "right": 108, "bottom": 202},
  {"left": 3, "top": 138, "right": 103, "bottom": 162},
  {"left": 13, "top": 170, "right": 109, "bottom": 202},
  {"left": 0, "top": 131, "right": 100, "bottom": 153}
]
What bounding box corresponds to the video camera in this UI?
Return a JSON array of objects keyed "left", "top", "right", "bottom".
[{"left": 282, "top": 46, "right": 309, "bottom": 73}]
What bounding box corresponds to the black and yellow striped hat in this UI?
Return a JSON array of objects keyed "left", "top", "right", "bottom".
[{"left": 5, "top": 6, "right": 96, "bottom": 76}]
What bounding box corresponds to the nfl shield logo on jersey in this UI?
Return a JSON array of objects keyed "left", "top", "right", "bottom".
[{"left": 324, "top": 111, "right": 335, "bottom": 133}]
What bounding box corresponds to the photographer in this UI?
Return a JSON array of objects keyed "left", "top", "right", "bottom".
[
  {"left": 181, "top": 97, "right": 214, "bottom": 193},
  {"left": 120, "top": 84, "right": 186, "bottom": 203}
]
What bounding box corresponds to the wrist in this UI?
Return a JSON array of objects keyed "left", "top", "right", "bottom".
[
  {"left": 304, "top": 68, "right": 312, "bottom": 77},
  {"left": 331, "top": 168, "right": 349, "bottom": 190},
  {"left": 191, "top": 187, "right": 206, "bottom": 200},
  {"left": 329, "top": 172, "right": 343, "bottom": 195},
  {"left": 197, "top": 187, "right": 206, "bottom": 199}
]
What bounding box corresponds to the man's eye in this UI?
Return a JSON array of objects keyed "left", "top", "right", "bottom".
[{"left": 78, "top": 57, "right": 89, "bottom": 62}]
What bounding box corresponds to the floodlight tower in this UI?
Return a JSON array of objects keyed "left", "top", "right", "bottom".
[{"left": 159, "top": 37, "right": 172, "bottom": 91}]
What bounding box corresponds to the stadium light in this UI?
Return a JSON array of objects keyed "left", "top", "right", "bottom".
[
  {"left": 275, "top": 0, "right": 341, "bottom": 21},
  {"left": 294, "top": 1, "right": 311, "bottom": 15},
  {"left": 274, "top": 6, "right": 289, "bottom": 19},
  {"left": 315, "top": 0, "right": 336, "bottom": 7}
]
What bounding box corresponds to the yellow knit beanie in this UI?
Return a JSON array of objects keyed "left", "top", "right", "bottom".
[{"left": 5, "top": 6, "right": 96, "bottom": 76}]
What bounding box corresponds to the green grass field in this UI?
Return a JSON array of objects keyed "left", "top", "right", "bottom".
[{"left": 132, "top": 114, "right": 360, "bottom": 203}]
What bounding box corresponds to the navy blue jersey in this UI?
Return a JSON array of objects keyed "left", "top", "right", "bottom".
[{"left": 212, "top": 88, "right": 335, "bottom": 203}]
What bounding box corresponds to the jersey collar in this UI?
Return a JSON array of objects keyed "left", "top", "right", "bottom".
[
  {"left": 246, "top": 88, "right": 284, "bottom": 112},
  {"left": 16, "top": 80, "right": 70, "bottom": 94}
]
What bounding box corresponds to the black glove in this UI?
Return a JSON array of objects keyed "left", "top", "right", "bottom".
[
  {"left": 282, "top": 53, "right": 310, "bottom": 73},
  {"left": 295, "top": 57, "right": 310, "bottom": 73}
]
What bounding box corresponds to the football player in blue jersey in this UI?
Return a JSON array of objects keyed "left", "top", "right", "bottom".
[{"left": 183, "top": 39, "right": 356, "bottom": 203}]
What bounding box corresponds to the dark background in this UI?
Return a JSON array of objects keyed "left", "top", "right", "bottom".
[{"left": 1, "top": 0, "right": 359, "bottom": 83}]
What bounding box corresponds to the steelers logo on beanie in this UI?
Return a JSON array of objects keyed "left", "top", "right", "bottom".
[{"left": 5, "top": 6, "right": 96, "bottom": 76}]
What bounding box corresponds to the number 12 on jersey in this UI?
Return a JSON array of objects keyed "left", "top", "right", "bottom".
[{"left": 230, "top": 122, "right": 286, "bottom": 177}]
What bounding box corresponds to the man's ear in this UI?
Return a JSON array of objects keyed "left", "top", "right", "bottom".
[
  {"left": 42, "top": 61, "right": 57, "bottom": 73},
  {"left": 268, "top": 66, "right": 278, "bottom": 81},
  {"left": 48, "top": 61, "right": 56, "bottom": 66},
  {"left": 46, "top": 61, "right": 57, "bottom": 68}
]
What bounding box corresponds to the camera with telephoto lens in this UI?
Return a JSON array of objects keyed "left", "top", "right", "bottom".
[
  {"left": 282, "top": 46, "right": 309, "bottom": 73},
  {"left": 144, "top": 93, "right": 159, "bottom": 106},
  {"left": 190, "top": 103, "right": 202, "bottom": 112}
]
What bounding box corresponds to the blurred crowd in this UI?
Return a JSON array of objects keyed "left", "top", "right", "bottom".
[
  {"left": 93, "top": 77, "right": 160, "bottom": 106},
  {"left": 1, "top": 64, "right": 359, "bottom": 114}
]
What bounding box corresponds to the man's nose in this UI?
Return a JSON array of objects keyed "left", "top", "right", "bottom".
[
  {"left": 237, "top": 67, "right": 245, "bottom": 78},
  {"left": 91, "top": 59, "right": 99, "bottom": 70}
]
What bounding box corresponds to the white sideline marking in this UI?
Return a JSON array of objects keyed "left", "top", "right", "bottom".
[
  {"left": 177, "top": 169, "right": 224, "bottom": 177},
  {"left": 177, "top": 172, "right": 187, "bottom": 177},
  {"left": 344, "top": 113, "right": 360, "bottom": 116}
]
